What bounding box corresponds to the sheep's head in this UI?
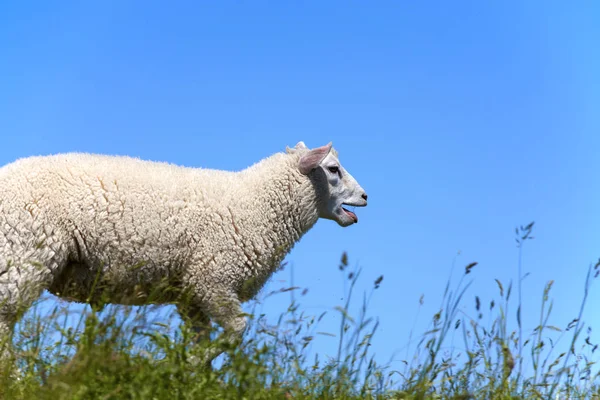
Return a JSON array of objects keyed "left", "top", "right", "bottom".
[{"left": 287, "top": 141, "right": 368, "bottom": 227}]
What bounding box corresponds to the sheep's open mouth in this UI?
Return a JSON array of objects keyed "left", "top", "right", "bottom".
[{"left": 341, "top": 205, "right": 359, "bottom": 223}]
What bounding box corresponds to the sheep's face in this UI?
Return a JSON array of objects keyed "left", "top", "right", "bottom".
[{"left": 291, "top": 142, "right": 368, "bottom": 227}]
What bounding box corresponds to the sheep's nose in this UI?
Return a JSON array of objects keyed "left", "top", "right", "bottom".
[{"left": 362, "top": 193, "right": 368, "bottom": 201}]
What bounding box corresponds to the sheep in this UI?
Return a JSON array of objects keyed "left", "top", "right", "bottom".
[{"left": 0, "top": 141, "right": 368, "bottom": 367}]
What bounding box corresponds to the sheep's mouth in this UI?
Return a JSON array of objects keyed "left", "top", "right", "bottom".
[{"left": 341, "top": 203, "right": 365, "bottom": 223}]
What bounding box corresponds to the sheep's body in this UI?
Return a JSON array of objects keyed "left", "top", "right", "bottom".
[{"left": 0, "top": 143, "right": 367, "bottom": 366}]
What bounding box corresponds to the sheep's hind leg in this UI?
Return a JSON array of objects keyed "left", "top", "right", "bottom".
[
  {"left": 0, "top": 314, "right": 16, "bottom": 378},
  {"left": 0, "top": 255, "right": 63, "bottom": 375}
]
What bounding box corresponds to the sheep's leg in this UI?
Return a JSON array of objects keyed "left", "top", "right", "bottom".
[
  {"left": 0, "top": 315, "right": 15, "bottom": 371},
  {"left": 178, "top": 304, "right": 211, "bottom": 342},
  {"left": 176, "top": 303, "right": 214, "bottom": 368},
  {"left": 200, "top": 291, "right": 247, "bottom": 367},
  {"left": 0, "top": 256, "right": 59, "bottom": 377}
]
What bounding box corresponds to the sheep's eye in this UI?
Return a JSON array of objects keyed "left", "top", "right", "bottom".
[{"left": 328, "top": 166, "right": 339, "bottom": 174}]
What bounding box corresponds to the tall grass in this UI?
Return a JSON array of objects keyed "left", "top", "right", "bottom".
[{"left": 1, "top": 222, "right": 600, "bottom": 399}]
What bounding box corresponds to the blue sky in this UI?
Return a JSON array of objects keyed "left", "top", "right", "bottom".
[{"left": 1, "top": 1, "right": 599, "bottom": 375}]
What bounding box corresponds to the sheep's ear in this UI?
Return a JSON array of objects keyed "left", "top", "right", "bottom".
[
  {"left": 286, "top": 141, "right": 308, "bottom": 154},
  {"left": 298, "top": 142, "right": 332, "bottom": 175}
]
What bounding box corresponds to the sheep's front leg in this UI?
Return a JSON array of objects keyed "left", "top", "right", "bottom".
[
  {"left": 177, "top": 303, "right": 214, "bottom": 369},
  {"left": 178, "top": 303, "right": 211, "bottom": 343},
  {"left": 201, "top": 291, "right": 247, "bottom": 367}
]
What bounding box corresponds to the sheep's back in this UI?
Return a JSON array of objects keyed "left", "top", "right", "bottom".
[{"left": 0, "top": 153, "right": 240, "bottom": 275}]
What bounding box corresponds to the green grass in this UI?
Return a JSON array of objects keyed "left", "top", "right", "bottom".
[{"left": 2, "top": 222, "right": 600, "bottom": 399}]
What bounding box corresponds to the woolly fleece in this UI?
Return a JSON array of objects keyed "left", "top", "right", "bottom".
[{"left": 0, "top": 143, "right": 367, "bottom": 364}]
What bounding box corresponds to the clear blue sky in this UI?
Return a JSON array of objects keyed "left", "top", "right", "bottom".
[{"left": 1, "top": 1, "right": 599, "bottom": 374}]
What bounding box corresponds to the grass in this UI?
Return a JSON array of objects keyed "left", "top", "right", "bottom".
[{"left": 2, "top": 221, "right": 600, "bottom": 399}]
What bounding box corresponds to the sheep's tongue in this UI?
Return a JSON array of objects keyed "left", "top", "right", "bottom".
[{"left": 343, "top": 207, "right": 358, "bottom": 223}]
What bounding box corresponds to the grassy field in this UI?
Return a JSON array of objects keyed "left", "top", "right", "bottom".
[{"left": 2, "top": 222, "right": 600, "bottom": 399}]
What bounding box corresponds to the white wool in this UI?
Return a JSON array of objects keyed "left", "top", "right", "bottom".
[{"left": 0, "top": 143, "right": 367, "bottom": 366}]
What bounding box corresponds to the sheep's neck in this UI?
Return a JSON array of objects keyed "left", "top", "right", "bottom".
[{"left": 237, "top": 155, "right": 320, "bottom": 264}]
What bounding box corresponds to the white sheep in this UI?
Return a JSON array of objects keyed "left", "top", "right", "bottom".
[{"left": 0, "top": 141, "right": 367, "bottom": 366}]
